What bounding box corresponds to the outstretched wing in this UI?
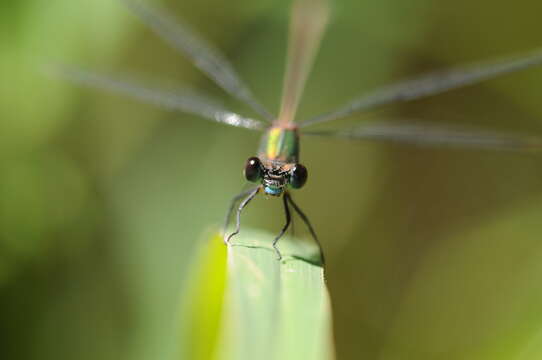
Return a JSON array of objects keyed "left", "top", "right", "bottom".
[
  {"left": 52, "top": 65, "right": 266, "bottom": 131},
  {"left": 121, "top": 0, "right": 273, "bottom": 121},
  {"left": 300, "top": 48, "right": 542, "bottom": 128},
  {"left": 304, "top": 121, "right": 542, "bottom": 151},
  {"left": 276, "top": 0, "right": 330, "bottom": 126}
]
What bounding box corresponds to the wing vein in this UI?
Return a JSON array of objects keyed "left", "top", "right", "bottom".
[
  {"left": 301, "top": 48, "right": 542, "bottom": 128},
  {"left": 51, "top": 65, "right": 265, "bottom": 131},
  {"left": 276, "top": 0, "right": 329, "bottom": 126},
  {"left": 304, "top": 121, "right": 542, "bottom": 151},
  {"left": 122, "top": 0, "right": 273, "bottom": 121}
]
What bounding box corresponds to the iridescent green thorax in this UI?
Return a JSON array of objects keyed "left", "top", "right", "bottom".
[{"left": 258, "top": 126, "right": 300, "bottom": 165}]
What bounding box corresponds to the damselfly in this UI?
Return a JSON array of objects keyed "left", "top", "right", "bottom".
[{"left": 56, "top": 0, "right": 542, "bottom": 263}]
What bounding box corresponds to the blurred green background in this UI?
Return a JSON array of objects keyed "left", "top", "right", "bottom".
[{"left": 2, "top": 0, "right": 542, "bottom": 359}]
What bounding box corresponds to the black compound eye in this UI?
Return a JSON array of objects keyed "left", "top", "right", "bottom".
[
  {"left": 290, "top": 164, "right": 308, "bottom": 189},
  {"left": 244, "top": 157, "right": 263, "bottom": 182}
]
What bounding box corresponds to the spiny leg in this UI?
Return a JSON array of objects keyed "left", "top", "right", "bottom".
[
  {"left": 273, "top": 194, "right": 292, "bottom": 261},
  {"left": 285, "top": 192, "right": 325, "bottom": 265},
  {"left": 222, "top": 186, "right": 260, "bottom": 243},
  {"left": 225, "top": 186, "right": 260, "bottom": 245}
]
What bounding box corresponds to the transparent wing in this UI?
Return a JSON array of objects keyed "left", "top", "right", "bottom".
[
  {"left": 304, "top": 121, "right": 542, "bottom": 151},
  {"left": 300, "top": 48, "right": 542, "bottom": 128},
  {"left": 276, "top": 0, "right": 329, "bottom": 126},
  {"left": 52, "top": 64, "right": 265, "bottom": 131},
  {"left": 121, "top": 0, "right": 273, "bottom": 121}
]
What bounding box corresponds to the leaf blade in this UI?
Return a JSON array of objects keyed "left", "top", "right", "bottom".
[{"left": 179, "top": 229, "right": 334, "bottom": 360}]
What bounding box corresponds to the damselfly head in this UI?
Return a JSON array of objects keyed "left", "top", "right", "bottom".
[{"left": 244, "top": 157, "right": 308, "bottom": 196}]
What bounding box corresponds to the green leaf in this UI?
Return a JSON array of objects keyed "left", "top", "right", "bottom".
[{"left": 179, "top": 229, "right": 334, "bottom": 360}]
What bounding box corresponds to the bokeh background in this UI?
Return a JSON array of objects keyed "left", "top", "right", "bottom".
[{"left": 3, "top": 0, "right": 542, "bottom": 359}]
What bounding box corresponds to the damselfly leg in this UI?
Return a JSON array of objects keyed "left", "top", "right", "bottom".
[
  {"left": 223, "top": 186, "right": 261, "bottom": 244},
  {"left": 225, "top": 186, "right": 261, "bottom": 244},
  {"left": 272, "top": 194, "right": 292, "bottom": 261},
  {"left": 286, "top": 192, "right": 325, "bottom": 265}
]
